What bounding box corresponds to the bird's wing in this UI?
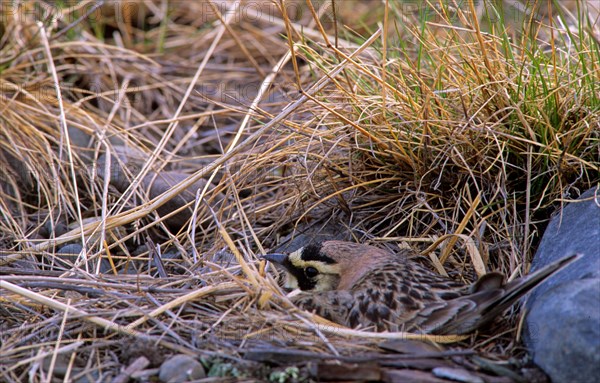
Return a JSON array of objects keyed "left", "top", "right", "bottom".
[
  {"left": 292, "top": 290, "right": 355, "bottom": 327},
  {"left": 292, "top": 254, "right": 577, "bottom": 335},
  {"left": 431, "top": 253, "right": 578, "bottom": 335}
]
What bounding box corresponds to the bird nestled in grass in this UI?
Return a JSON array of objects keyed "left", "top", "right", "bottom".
[{"left": 263, "top": 241, "right": 577, "bottom": 334}]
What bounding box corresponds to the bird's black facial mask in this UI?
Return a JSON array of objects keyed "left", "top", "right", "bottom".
[{"left": 264, "top": 243, "right": 341, "bottom": 291}]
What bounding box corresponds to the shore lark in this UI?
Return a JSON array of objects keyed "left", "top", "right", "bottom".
[{"left": 264, "top": 241, "right": 576, "bottom": 334}]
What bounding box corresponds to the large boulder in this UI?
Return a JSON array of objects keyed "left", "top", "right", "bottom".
[{"left": 524, "top": 186, "right": 600, "bottom": 382}]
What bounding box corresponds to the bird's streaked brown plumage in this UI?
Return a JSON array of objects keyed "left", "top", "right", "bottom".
[{"left": 264, "top": 240, "right": 576, "bottom": 334}]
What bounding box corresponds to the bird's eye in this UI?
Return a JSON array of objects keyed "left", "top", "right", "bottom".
[{"left": 305, "top": 267, "right": 319, "bottom": 278}]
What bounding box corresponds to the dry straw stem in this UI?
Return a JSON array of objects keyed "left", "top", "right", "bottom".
[
  {"left": 0, "top": 278, "right": 213, "bottom": 356},
  {"left": 45, "top": 298, "right": 73, "bottom": 383},
  {"left": 37, "top": 23, "right": 86, "bottom": 253},
  {"left": 28, "top": 26, "right": 383, "bottom": 254},
  {"left": 6, "top": 341, "right": 85, "bottom": 373},
  {"left": 104, "top": 0, "right": 243, "bottom": 223},
  {"left": 124, "top": 281, "right": 239, "bottom": 331},
  {"left": 193, "top": 33, "right": 300, "bottom": 279},
  {"left": 424, "top": 233, "right": 486, "bottom": 277},
  {"left": 1, "top": 279, "right": 145, "bottom": 337},
  {"left": 287, "top": 322, "right": 469, "bottom": 344},
  {"left": 1, "top": 1, "right": 599, "bottom": 379},
  {"left": 437, "top": 192, "right": 486, "bottom": 275}
]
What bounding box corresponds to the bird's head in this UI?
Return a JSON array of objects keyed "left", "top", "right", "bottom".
[{"left": 263, "top": 241, "right": 392, "bottom": 292}]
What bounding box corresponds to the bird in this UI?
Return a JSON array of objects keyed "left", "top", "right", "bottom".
[{"left": 263, "top": 240, "right": 577, "bottom": 335}]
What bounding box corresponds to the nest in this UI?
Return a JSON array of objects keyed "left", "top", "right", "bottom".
[{"left": 1, "top": 1, "right": 598, "bottom": 381}]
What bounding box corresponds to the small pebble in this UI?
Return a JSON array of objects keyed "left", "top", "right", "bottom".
[
  {"left": 56, "top": 244, "right": 84, "bottom": 256},
  {"left": 44, "top": 220, "right": 68, "bottom": 238},
  {"left": 42, "top": 354, "right": 73, "bottom": 378},
  {"left": 55, "top": 244, "right": 84, "bottom": 268},
  {"left": 432, "top": 367, "right": 484, "bottom": 383},
  {"left": 99, "top": 258, "right": 113, "bottom": 274},
  {"left": 159, "top": 354, "right": 205, "bottom": 383}
]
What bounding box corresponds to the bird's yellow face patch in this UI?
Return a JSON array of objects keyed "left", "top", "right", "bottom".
[{"left": 282, "top": 247, "right": 341, "bottom": 292}]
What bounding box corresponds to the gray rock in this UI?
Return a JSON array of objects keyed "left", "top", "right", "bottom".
[
  {"left": 97, "top": 150, "right": 222, "bottom": 230},
  {"left": 526, "top": 279, "right": 600, "bottom": 382},
  {"left": 524, "top": 186, "right": 600, "bottom": 382},
  {"left": 56, "top": 244, "right": 84, "bottom": 254},
  {"left": 55, "top": 244, "right": 84, "bottom": 267},
  {"left": 98, "top": 257, "right": 113, "bottom": 274},
  {"left": 56, "top": 244, "right": 113, "bottom": 273},
  {"left": 67, "top": 126, "right": 94, "bottom": 163},
  {"left": 44, "top": 219, "right": 68, "bottom": 238},
  {"left": 42, "top": 354, "right": 76, "bottom": 379},
  {"left": 52, "top": 243, "right": 83, "bottom": 269},
  {"left": 159, "top": 354, "right": 205, "bottom": 383},
  {"left": 41, "top": 353, "right": 97, "bottom": 383}
]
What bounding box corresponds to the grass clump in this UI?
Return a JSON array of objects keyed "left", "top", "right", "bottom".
[{"left": 0, "top": 0, "right": 598, "bottom": 381}]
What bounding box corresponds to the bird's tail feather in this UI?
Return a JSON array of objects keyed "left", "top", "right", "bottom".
[
  {"left": 440, "top": 253, "right": 579, "bottom": 335},
  {"left": 486, "top": 253, "right": 579, "bottom": 317}
]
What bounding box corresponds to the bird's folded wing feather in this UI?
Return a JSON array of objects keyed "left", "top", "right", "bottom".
[{"left": 292, "top": 290, "right": 355, "bottom": 327}]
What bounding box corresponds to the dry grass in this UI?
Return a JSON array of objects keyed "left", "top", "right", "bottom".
[{"left": 1, "top": 0, "right": 598, "bottom": 381}]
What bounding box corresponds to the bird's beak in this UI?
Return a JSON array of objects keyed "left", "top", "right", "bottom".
[{"left": 262, "top": 253, "right": 288, "bottom": 265}]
